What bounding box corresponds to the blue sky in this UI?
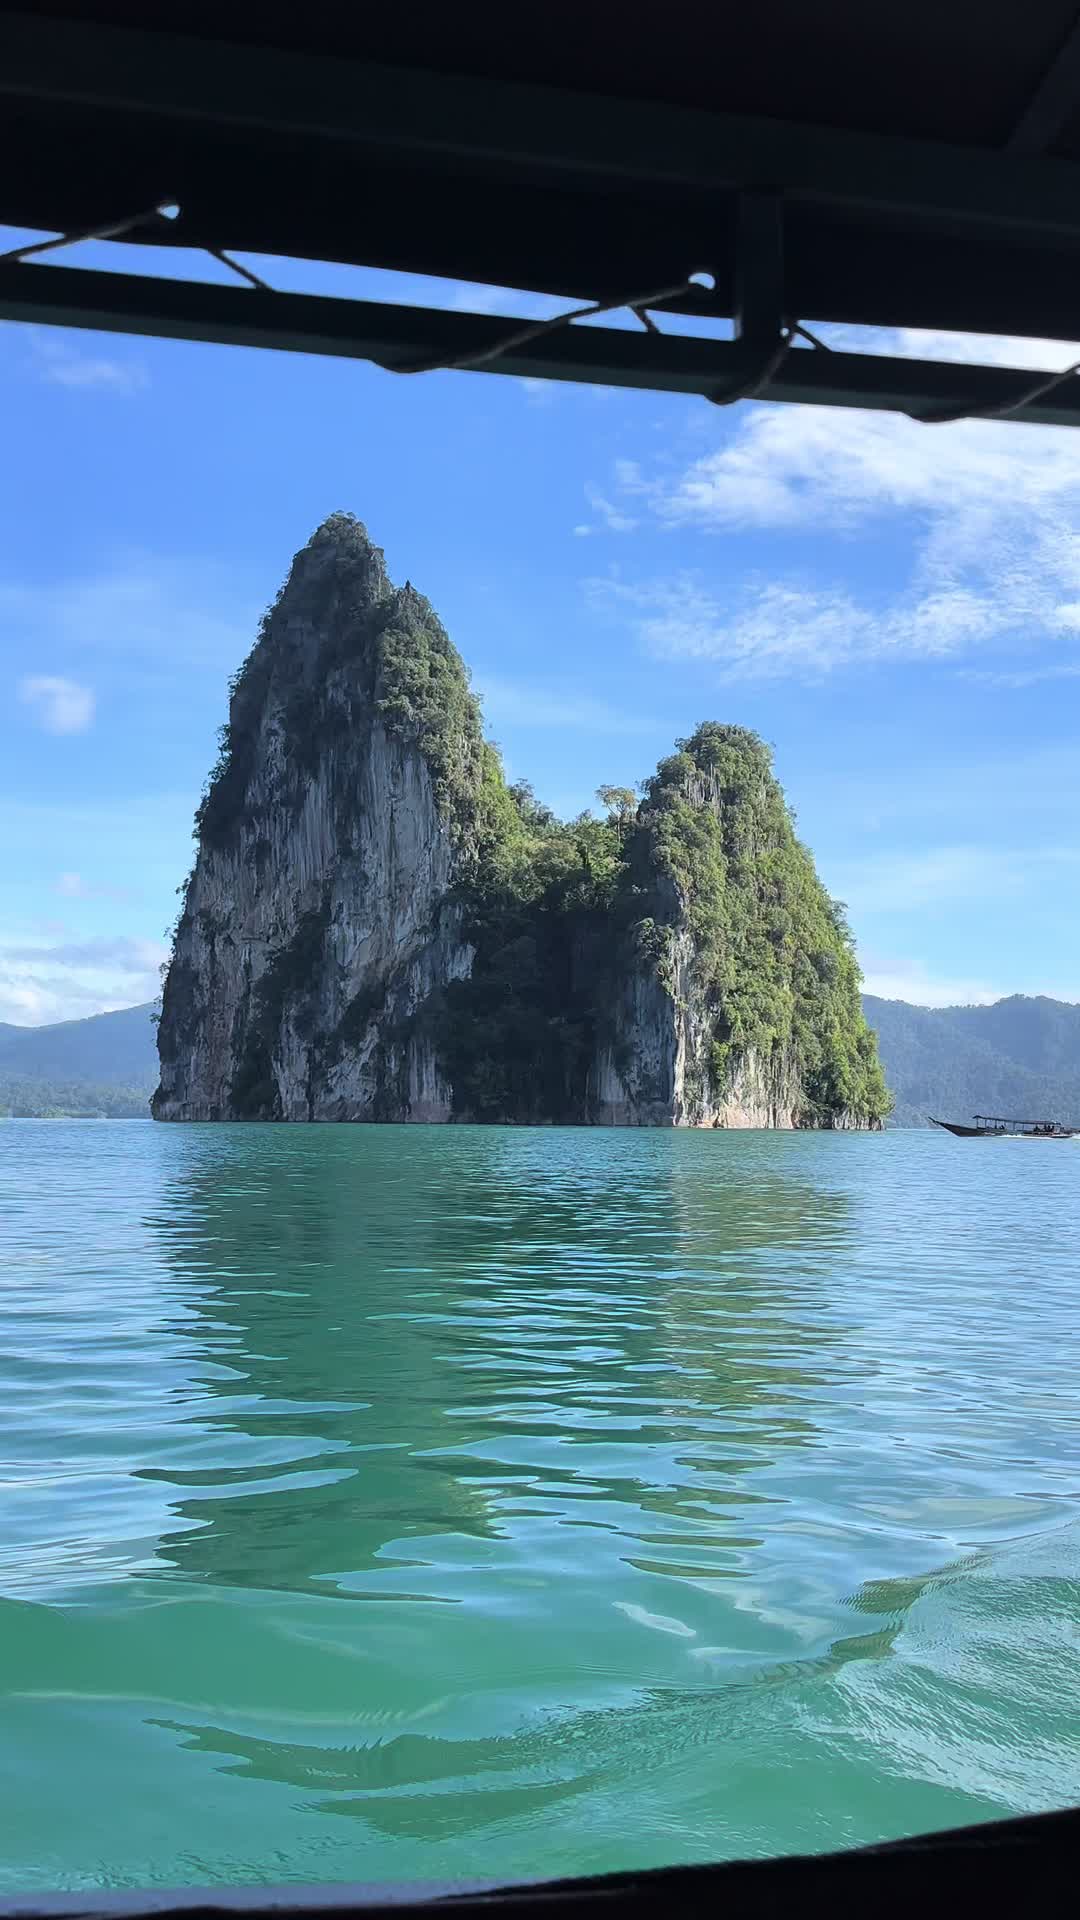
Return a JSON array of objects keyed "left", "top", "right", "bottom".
[{"left": 2, "top": 230, "right": 1079, "bottom": 1024}]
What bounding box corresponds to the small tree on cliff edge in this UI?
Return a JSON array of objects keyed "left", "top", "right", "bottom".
[{"left": 596, "top": 785, "right": 637, "bottom": 845}]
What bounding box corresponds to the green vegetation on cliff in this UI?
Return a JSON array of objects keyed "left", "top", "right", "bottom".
[
  {"left": 441, "top": 723, "right": 890, "bottom": 1126},
  {"left": 194, "top": 515, "right": 493, "bottom": 856},
  {"left": 633, "top": 724, "right": 889, "bottom": 1122},
  {"left": 164, "top": 514, "right": 888, "bottom": 1127},
  {"left": 438, "top": 780, "right": 625, "bottom": 1121},
  {"left": 863, "top": 993, "right": 1080, "bottom": 1127}
]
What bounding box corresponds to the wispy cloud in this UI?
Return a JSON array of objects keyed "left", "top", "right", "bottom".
[
  {"left": 26, "top": 328, "right": 149, "bottom": 394},
  {"left": 859, "top": 960, "right": 1013, "bottom": 1008},
  {"left": 840, "top": 326, "right": 1080, "bottom": 372},
  {"left": 957, "top": 662, "right": 1080, "bottom": 689},
  {"left": 445, "top": 284, "right": 567, "bottom": 320},
  {"left": 518, "top": 376, "right": 555, "bottom": 405},
  {"left": 477, "top": 674, "right": 652, "bottom": 735},
  {"left": 859, "top": 947, "right": 1080, "bottom": 1008},
  {"left": 18, "top": 675, "right": 95, "bottom": 734},
  {"left": 587, "top": 573, "right": 887, "bottom": 678},
  {"left": 648, "top": 400, "right": 1080, "bottom": 533},
  {"left": 574, "top": 483, "right": 638, "bottom": 538},
  {"left": 55, "top": 871, "right": 134, "bottom": 904},
  {"left": 1, "top": 563, "right": 253, "bottom": 678},
  {"left": 0, "top": 932, "right": 167, "bottom": 1025},
  {"left": 591, "top": 328, "right": 1080, "bottom": 680},
  {"left": 829, "top": 845, "right": 1080, "bottom": 917},
  {"left": 3, "top": 935, "right": 166, "bottom": 969},
  {"left": 796, "top": 740, "right": 1080, "bottom": 836}
]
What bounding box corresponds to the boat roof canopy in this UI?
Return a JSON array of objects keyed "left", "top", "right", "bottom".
[{"left": 5, "top": 1, "right": 1080, "bottom": 416}]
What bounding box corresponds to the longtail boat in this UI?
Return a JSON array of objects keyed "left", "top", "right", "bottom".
[{"left": 931, "top": 1114, "right": 1079, "bottom": 1139}]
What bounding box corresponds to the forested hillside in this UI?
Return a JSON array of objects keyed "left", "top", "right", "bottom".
[
  {"left": 863, "top": 995, "right": 1080, "bottom": 1128},
  {"left": 0, "top": 1004, "right": 157, "bottom": 1117}
]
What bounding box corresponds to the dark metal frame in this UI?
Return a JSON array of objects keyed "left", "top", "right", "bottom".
[
  {"left": 7, "top": 12, "right": 1080, "bottom": 240},
  {"left": 6, "top": 9, "right": 1080, "bottom": 418},
  {"left": 6, "top": 258, "right": 1080, "bottom": 426},
  {"left": 1008, "top": 11, "right": 1080, "bottom": 152}
]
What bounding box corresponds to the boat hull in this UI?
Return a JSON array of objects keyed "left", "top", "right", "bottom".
[{"left": 931, "top": 1117, "right": 1077, "bottom": 1138}]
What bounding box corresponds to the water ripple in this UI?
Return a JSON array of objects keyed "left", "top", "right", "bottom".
[{"left": 1, "top": 1122, "right": 1079, "bottom": 1887}]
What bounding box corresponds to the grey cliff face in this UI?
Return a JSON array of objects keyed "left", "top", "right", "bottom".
[
  {"left": 589, "top": 938, "right": 803, "bottom": 1128},
  {"left": 155, "top": 517, "right": 884, "bottom": 1129},
  {"left": 154, "top": 516, "right": 473, "bottom": 1122},
  {"left": 588, "top": 915, "right": 864, "bottom": 1129}
]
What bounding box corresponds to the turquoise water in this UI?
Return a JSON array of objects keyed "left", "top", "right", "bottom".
[{"left": 1, "top": 1122, "right": 1079, "bottom": 1891}]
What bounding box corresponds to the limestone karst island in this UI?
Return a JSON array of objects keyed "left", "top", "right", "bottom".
[{"left": 154, "top": 514, "right": 889, "bottom": 1128}]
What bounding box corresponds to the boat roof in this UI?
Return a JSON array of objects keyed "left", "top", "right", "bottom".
[{"left": 5, "top": 2, "right": 1080, "bottom": 417}]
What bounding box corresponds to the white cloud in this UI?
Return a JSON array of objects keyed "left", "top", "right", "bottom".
[
  {"left": 18, "top": 675, "right": 95, "bottom": 734},
  {"left": 573, "top": 482, "right": 639, "bottom": 537},
  {"left": 0, "top": 979, "right": 53, "bottom": 1023},
  {"left": 0, "top": 932, "right": 167, "bottom": 1026},
  {"left": 595, "top": 327, "right": 1080, "bottom": 679},
  {"left": 859, "top": 961, "right": 1010, "bottom": 1008},
  {"left": 652, "top": 402, "right": 1080, "bottom": 534},
  {"left": 444, "top": 283, "right": 565, "bottom": 319},
  {"left": 836, "top": 326, "right": 1080, "bottom": 372},
  {"left": 3, "top": 935, "right": 165, "bottom": 969},
  {"left": 581, "top": 484, "right": 637, "bottom": 535},
  {"left": 27, "top": 329, "right": 148, "bottom": 394},
  {"left": 518, "top": 377, "right": 555, "bottom": 405},
  {"left": 589, "top": 568, "right": 991, "bottom": 679},
  {"left": 859, "top": 948, "right": 1080, "bottom": 1008},
  {"left": 589, "top": 574, "right": 889, "bottom": 678}
]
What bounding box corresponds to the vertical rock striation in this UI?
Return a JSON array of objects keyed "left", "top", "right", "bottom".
[
  {"left": 585, "top": 725, "right": 888, "bottom": 1128},
  {"left": 155, "top": 516, "right": 889, "bottom": 1128},
  {"left": 154, "top": 515, "right": 482, "bottom": 1121}
]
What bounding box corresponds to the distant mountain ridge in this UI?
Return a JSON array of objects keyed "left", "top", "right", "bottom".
[
  {"left": 4, "top": 992, "right": 1078, "bottom": 1128},
  {"left": 0, "top": 1003, "right": 157, "bottom": 1117},
  {"left": 862, "top": 994, "right": 1080, "bottom": 1128}
]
